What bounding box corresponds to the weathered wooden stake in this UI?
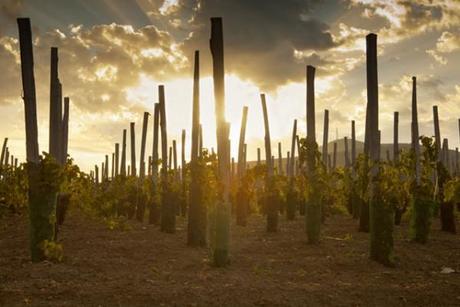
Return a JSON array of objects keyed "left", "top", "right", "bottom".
[
  {"left": 115, "top": 143, "right": 119, "bottom": 177},
  {"left": 366, "top": 33, "right": 393, "bottom": 266},
  {"left": 393, "top": 111, "right": 399, "bottom": 163},
  {"left": 159, "top": 85, "right": 175, "bottom": 233},
  {"left": 130, "top": 122, "right": 136, "bottom": 176},
  {"left": 121, "top": 129, "right": 127, "bottom": 177},
  {"left": 139, "top": 112, "right": 149, "bottom": 178},
  {"left": 261, "top": 94, "right": 277, "bottom": 232},
  {"left": 149, "top": 103, "right": 160, "bottom": 225},
  {"left": 322, "top": 110, "right": 329, "bottom": 166},
  {"left": 210, "top": 17, "right": 230, "bottom": 266},
  {"left": 305, "top": 65, "right": 321, "bottom": 243},
  {"left": 0, "top": 138, "right": 8, "bottom": 169}
]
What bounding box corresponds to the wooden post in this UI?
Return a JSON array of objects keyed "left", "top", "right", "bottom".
[
  {"left": 261, "top": 94, "right": 276, "bottom": 232},
  {"left": 344, "top": 137, "right": 350, "bottom": 168},
  {"left": 289, "top": 120, "right": 297, "bottom": 177},
  {"left": 243, "top": 143, "right": 247, "bottom": 171},
  {"left": 199, "top": 124, "right": 203, "bottom": 156},
  {"left": 95, "top": 165, "right": 99, "bottom": 184},
  {"left": 286, "top": 151, "right": 290, "bottom": 176},
  {"left": 433, "top": 106, "right": 441, "bottom": 158},
  {"left": 322, "top": 110, "right": 329, "bottom": 166},
  {"left": 149, "top": 103, "right": 161, "bottom": 225},
  {"left": 257, "top": 148, "right": 261, "bottom": 165},
  {"left": 121, "top": 129, "right": 127, "bottom": 177},
  {"left": 278, "top": 142, "right": 282, "bottom": 175},
  {"left": 159, "top": 85, "right": 175, "bottom": 233},
  {"left": 393, "top": 112, "right": 399, "bottom": 163},
  {"left": 367, "top": 33, "right": 393, "bottom": 266},
  {"left": 5, "top": 148, "right": 9, "bottom": 166},
  {"left": 0, "top": 138, "right": 8, "bottom": 169},
  {"left": 49, "top": 47, "right": 62, "bottom": 163},
  {"left": 443, "top": 139, "right": 450, "bottom": 171},
  {"left": 130, "top": 122, "right": 136, "bottom": 176},
  {"left": 181, "top": 129, "right": 186, "bottom": 215},
  {"left": 412, "top": 77, "right": 421, "bottom": 184},
  {"left": 173, "top": 140, "right": 178, "bottom": 173},
  {"left": 237, "top": 106, "right": 248, "bottom": 177},
  {"left": 139, "top": 112, "right": 149, "bottom": 178},
  {"left": 17, "top": 19, "right": 39, "bottom": 163},
  {"left": 18, "top": 18, "right": 59, "bottom": 262},
  {"left": 181, "top": 129, "right": 186, "bottom": 171},
  {"left": 305, "top": 65, "right": 321, "bottom": 243},
  {"left": 210, "top": 17, "right": 230, "bottom": 266},
  {"left": 105, "top": 155, "right": 109, "bottom": 180},
  {"left": 351, "top": 121, "right": 356, "bottom": 168},
  {"left": 115, "top": 143, "right": 119, "bottom": 177},
  {"left": 333, "top": 142, "right": 337, "bottom": 169},
  {"left": 111, "top": 153, "right": 114, "bottom": 179},
  {"left": 168, "top": 146, "right": 172, "bottom": 170},
  {"left": 456, "top": 147, "right": 459, "bottom": 175},
  {"left": 261, "top": 94, "right": 273, "bottom": 174},
  {"left": 188, "top": 50, "right": 206, "bottom": 243},
  {"left": 61, "top": 97, "right": 69, "bottom": 164}
]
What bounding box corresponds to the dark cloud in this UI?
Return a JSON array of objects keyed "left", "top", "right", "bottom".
[
  {"left": 175, "top": 0, "right": 337, "bottom": 90},
  {"left": 0, "top": 0, "right": 24, "bottom": 34}
]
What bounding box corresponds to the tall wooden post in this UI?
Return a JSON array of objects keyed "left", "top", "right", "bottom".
[
  {"left": 105, "top": 155, "right": 109, "bottom": 180},
  {"left": 159, "top": 85, "right": 175, "bottom": 233},
  {"left": 275, "top": 142, "right": 281, "bottom": 175},
  {"left": 111, "top": 153, "right": 114, "bottom": 179},
  {"left": 18, "top": 18, "right": 60, "bottom": 262},
  {"left": 456, "top": 147, "right": 459, "bottom": 175},
  {"left": 149, "top": 103, "right": 160, "bottom": 225},
  {"left": 139, "top": 112, "right": 149, "bottom": 178},
  {"left": 49, "top": 47, "right": 61, "bottom": 163},
  {"left": 173, "top": 140, "right": 178, "bottom": 173},
  {"left": 199, "top": 124, "right": 203, "bottom": 156},
  {"left": 60, "top": 97, "right": 69, "bottom": 164},
  {"left": 333, "top": 142, "right": 337, "bottom": 169},
  {"left": 351, "top": 121, "right": 356, "bottom": 168},
  {"left": 237, "top": 106, "right": 248, "bottom": 177},
  {"left": 344, "top": 137, "right": 350, "bottom": 168},
  {"left": 393, "top": 112, "right": 399, "bottom": 163},
  {"left": 322, "top": 110, "right": 329, "bottom": 166},
  {"left": 115, "top": 143, "right": 119, "bottom": 177},
  {"left": 130, "top": 122, "right": 136, "bottom": 176},
  {"left": 210, "top": 17, "right": 230, "bottom": 266},
  {"left": 95, "top": 165, "right": 99, "bottom": 184},
  {"left": 0, "top": 138, "right": 8, "bottom": 170},
  {"left": 411, "top": 77, "right": 421, "bottom": 184},
  {"left": 136, "top": 112, "right": 149, "bottom": 222},
  {"left": 289, "top": 120, "right": 297, "bottom": 178},
  {"left": 261, "top": 94, "right": 277, "bottom": 232},
  {"left": 305, "top": 65, "right": 321, "bottom": 243},
  {"left": 188, "top": 50, "right": 206, "bottom": 244},
  {"left": 120, "top": 129, "right": 127, "bottom": 177},
  {"left": 433, "top": 106, "right": 441, "bottom": 157},
  {"left": 366, "top": 33, "right": 393, "bottom": 266},
  {"left": 257, "top": 148, "right": 261, "bottom": 165}
]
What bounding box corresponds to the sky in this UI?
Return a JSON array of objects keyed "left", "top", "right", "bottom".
[{"left": 0, "top": 0, "right": 460, "bottom": 171}]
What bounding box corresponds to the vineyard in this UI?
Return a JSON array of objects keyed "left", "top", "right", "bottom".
[{"left": 0, "top": 16, "right": 459, "bottom": 306}]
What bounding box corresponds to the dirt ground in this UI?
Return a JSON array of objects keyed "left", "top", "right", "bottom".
[{"left": 1, "top": 210, "right": 459, "bottom": 307}]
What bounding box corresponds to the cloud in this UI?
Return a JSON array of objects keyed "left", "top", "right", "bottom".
[
  {"left": 174, "top": 0, "right": 337, "bottom": 90},
  {"left": 350, "top": 0, "right": 460, "bottom": 44},
  {"left": 427, "top": 31, "right": 460, "bottom": 64}
]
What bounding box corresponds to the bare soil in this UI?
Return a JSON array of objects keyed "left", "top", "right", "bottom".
[{"left": 1, "top": 211, "right": 459, "bottom": 306}]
